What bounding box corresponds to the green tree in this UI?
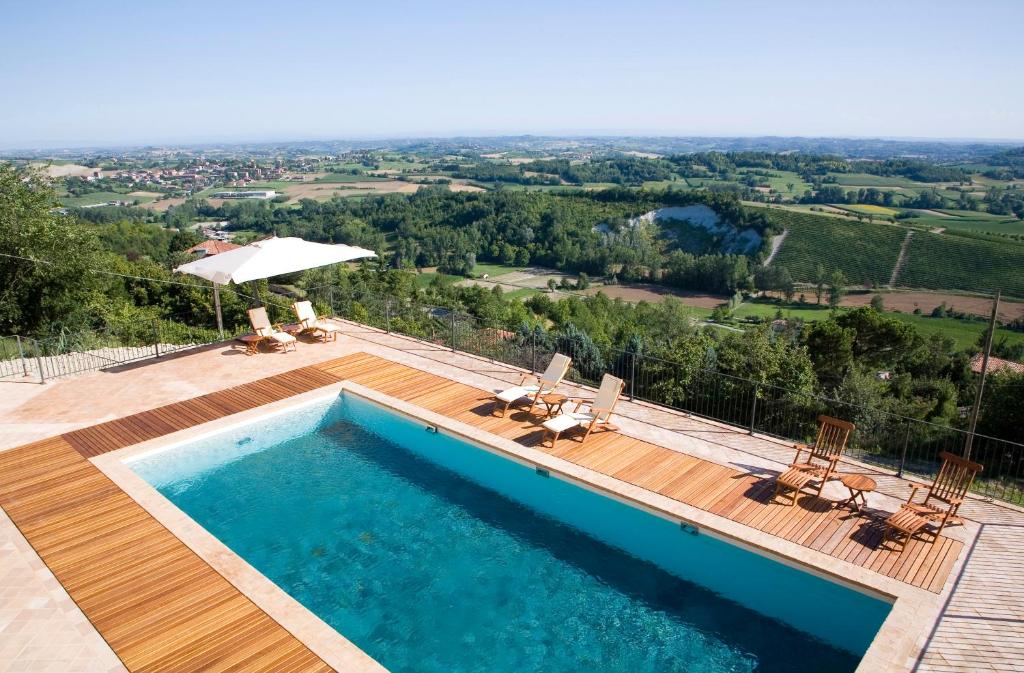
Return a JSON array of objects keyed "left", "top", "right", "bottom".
[
  {"left": 0, "top": 165, "right": 105, "bottom": 334},
  {"left": 870, "top": 294, "right": 885, "bottom": 312},
  {"left": 977, "top": 370, "right": 1024, "bottom": 442},
  {"left": 814, "top": 263, "right": 827, "bottom": 305},
  {"left": 828, "top": 270, "right": 846, "bottom": 308},
  {"left": 803, "top": 320, "right": 855, "bottom": 387}
]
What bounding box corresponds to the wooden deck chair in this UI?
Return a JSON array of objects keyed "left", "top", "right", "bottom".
[
  {"left": 292, "top": 300, "right": 341, "bottom": 342},
  {"left": 492, "top": 353, "right": 571, "bottom": 417},
  {"left": 247, "top": 307, "right": 297, "bottom": 353},
  {"left": 773, "top": 415, "right": 854, "bottom": 506},
  {"left": 541, "top": 374, "right": 625, "bottom": 447},
  {"left": 884, "top": 452, "right": 982, "bottom": 550}
]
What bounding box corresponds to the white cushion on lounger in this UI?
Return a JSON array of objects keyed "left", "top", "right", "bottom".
[
  {"left": 495, "top": 385, "right": 539, "bottom": 403},
  {"left": 542, "top": 413, "right": 583, "bottom": 434},
  {"left": 270, "top": 332, "right": 296, "bottom": 344}
]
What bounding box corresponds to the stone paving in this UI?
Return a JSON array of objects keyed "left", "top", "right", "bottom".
[{"left": 1, "top": 321, "right": 1022, "bottom": 672}]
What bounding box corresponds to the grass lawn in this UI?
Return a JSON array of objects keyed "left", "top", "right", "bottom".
[
  {"left": 732, "top": 301, "right": 834, "bottom": 322},
  {"left": 503, "top": 287, "right": 542, "bottom": 301},
  {"left": 883, "top": 313, "right": 1024, "bottom": 350},
  {"left": 414, "top": 271, "right": 460, "bottom": 288},
  {"left": 472, "top": 262, "right": 523, "bottom": 278}
]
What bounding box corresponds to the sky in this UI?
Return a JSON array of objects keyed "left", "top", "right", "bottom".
[{"left": 1, "top": 0, "right": 1022, "bottom": 149}]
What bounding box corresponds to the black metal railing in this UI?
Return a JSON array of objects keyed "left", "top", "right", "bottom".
[
  {"left": 303, "top": 285, "right": 1024, "bottom": 505},
  {"left": 4, "top": 284, "right": 1022, "bottom": 505},
  {"left": 0, "top": 320, "right": 230, "bottom": 383}
]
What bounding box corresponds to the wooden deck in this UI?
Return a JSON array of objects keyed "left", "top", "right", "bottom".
[
  {"left": 315, "top": 353, "right": 962, "bottom": 594},
  {"left": 0, "top": 367, "right": 340, "bottom": 672},
  {"left": 0, "top": 351, "right": 966, "bottom": 671}
]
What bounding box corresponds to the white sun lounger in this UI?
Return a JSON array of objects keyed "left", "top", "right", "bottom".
[
  {"left": 541, "top": 374, "right": 625, "bottom": 446},
  {"left": 492, "top": 353, "right": 571, "bottom": 417},
  {"left": 247, "top": 307, "right": 297, "bottom": 353},
  {"left": 292, "top": 300, "right": 342, "bottom": 341}
]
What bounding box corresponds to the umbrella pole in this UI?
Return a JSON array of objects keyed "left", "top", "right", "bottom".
[{"left": 213, "top": 283, "right": 225, "bottom": 340}]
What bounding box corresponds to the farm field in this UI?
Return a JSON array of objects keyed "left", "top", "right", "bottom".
[
  {"left": 832, "top": 204, "right": 902, "bottom": 218},
  {"left": 503, "top": 287, "right": 544, "bottom": 300},
  {"left": 899, "top": 231, "right": 1024, "bottom": 298},
  {"left": 126, "top": 191, "right": 161, "bottom": 204},
  {"left": 456, "top": 266, "right": 578, "bottom": 295},
  {"left": 59, "top": 191, "right": 132, "bottom": 207},
  {"left": 315, "top": 173, "right": 392, "bottom": 183},
  {"left": 472, "top": 262, "right": 524, "bottom": 278},
  {"left": 142, "top": 197, "right": 186, "bottom": 212},
  {"left": 912, "top": 210, "right": 1024, "bottom": 236},
  {"left": 764, "top": 208, "right": 907, "bottom": 285},
  {"left": 33, "top": 162, "right": 95, "bottom": 178},
  {"left": 582, "top": 284, "right": 730, "bottom": 308},
  {"left": 885, "top": 312, "right": 1024, "bottom": 351},
  {"left": 275, "top": 180, "right": 420, "bottom": 201},
  {"left": 840, "top": 291, "right": 1024, "bottom": 321},
  {"left": 414, "top": 271, "right": 461, "bottom": 288},
  {"left": 740, "top": 169, "right": 813, "bottom": 197},
  {"left": 732, "top": 300, "right": 1024, "bottom": 351},
  {"left": 827, "top": 173, "right": 923, "bottom": 189}
]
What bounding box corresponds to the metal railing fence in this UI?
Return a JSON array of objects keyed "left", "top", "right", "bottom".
[
  {"left": 4, "top": 283, "right": 1022, "bottom": 505},
  {"left": 0, "top": 320, "right": 230, "bottom": 383},
  {"left": 303, "top": 285, "right": 1024, "bottom": 505}
]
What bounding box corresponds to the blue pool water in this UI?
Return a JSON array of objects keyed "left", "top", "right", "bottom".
[{"left": 130, "top": 393, "right": 890, "bottom": 673}]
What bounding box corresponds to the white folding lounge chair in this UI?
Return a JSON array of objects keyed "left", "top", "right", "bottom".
[
  {"left": 542, "top": 374, "right": 625, "bottom": 446},
  {"left": 492, "top": 353, "right": 572, "bottom": 417},
  {"left": 247, "top": 307, "right": 297, "bottom": 353},
  {"left": 292, "top": 300, "right": 342, "bottom": 342}
]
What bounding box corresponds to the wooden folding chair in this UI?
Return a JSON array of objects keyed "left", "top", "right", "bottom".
[
  {"left": 541, "top": 374, "right": 624, "bottom": 447},
  {"left": 773, "top": 415, "right": 854, "bottom": 505},
  {"left": 884, "top": 452, "right": 983, "bottom": 550}
]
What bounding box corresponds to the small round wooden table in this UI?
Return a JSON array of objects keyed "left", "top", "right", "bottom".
[
  {"left": 839, "top": 474, "right": 876, "bottom": 514},
  {"left": 539, "top": 393, "right": 568, "bottom": 418},
  {"left": 237, "top": 334, "right": 265, "bottom": 355}
]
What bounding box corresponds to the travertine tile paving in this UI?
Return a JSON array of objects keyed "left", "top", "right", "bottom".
[
  {"left": 1, "top": 322, "right": 1021, "bottom": 672},
  {"left": 0, "top": 508, "right": 126, "bottom": 673}
]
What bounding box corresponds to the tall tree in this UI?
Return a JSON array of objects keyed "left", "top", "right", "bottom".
[
  {"left": 0, "top": 165, "right": 105, "bottom": 334},
  {"left": 828, "top": 270, "right": 846, "bottom": 308},
  {"left": 814, "top": 263, "right": 827, "bottom": 305}
]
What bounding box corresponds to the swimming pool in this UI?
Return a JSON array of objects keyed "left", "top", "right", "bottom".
[{"left": 129, "top": 391, "right": 890, "bottom": 673}]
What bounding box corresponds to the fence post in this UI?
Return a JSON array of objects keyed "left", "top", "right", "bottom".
[
  {"left": 531, "top": 330, "right": 537, "bottom": 374},
  {"left": 385, "top": 299, "right": 391, "bottom": 333},
  {"left": 36, "top": 351, "right": 46, "bottom": 384},
  {"left": 897, "top": 424, "right": 910, "bottom": 478},
  {"left": 630, "top": 351, "right": 637, "bottom": 401},
  {"left": 153, "top": 321, "right": 161, "bottom": 358},
  {"left": 328, "top": 286, "right": 335, "bottom": 317},
  {"left": 748, "top": 382, "right": 760, "bottom": 435},
  {"left": 450, "top": 311, "right": 457, "bottom": 352},
  {"left": 15, "top": 335, "right": 28, "bottom": 377}
]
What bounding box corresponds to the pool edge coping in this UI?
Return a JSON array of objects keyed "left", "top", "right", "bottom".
[
  {"left": 93, "top": 379, "right": 958, "bottom": 673},
  {"left": 91, "top": 382, "right": 387, "bottom": 673}
]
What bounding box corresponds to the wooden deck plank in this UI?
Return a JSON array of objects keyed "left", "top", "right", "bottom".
[
  {"left": 318, "top": 356, "right": 962, "bottom": 593},
  {"left": 0, "top": 351, "right": 966, "bottom": 672}
]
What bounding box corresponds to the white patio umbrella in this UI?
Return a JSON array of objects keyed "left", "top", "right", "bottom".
[{"left": 174, "top": 236, "right": 377, "bottom": 338}]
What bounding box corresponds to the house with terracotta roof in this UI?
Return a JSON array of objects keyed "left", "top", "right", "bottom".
[
  {"left": 970, "top": 352, "right": 1024, "bottom": 375},
  {"left": 185, "top": 239, "right": 241, "bottom": 258}
]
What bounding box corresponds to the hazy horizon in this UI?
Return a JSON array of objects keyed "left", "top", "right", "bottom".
[{"left": 2, "top": 0, "right": 1022, "bottom": 149}]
